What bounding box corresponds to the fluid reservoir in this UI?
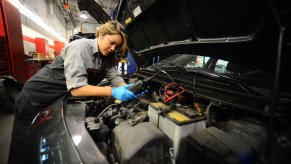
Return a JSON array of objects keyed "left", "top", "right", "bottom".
[{"left": 148, "top": 102, "right": 206, "bottom": 159}]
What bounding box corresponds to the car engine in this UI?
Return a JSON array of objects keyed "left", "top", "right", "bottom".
[{"left": 70, "top": 73, "right": 290, "bottom": 164}]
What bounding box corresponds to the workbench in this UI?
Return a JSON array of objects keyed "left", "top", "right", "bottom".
[{"left": 26, "top": 59, "right": 53, "bottom": 78}]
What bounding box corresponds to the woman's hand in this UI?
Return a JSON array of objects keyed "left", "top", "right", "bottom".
[{"left": 111, "top": 84, "right": 137, "bottom": 101}]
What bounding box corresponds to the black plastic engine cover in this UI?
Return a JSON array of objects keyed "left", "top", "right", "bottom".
[
  {"left": 112, "top": 121, "right": 171, "bottom": 164},
  {"left": 177, "top": 127, "right": 253, "bottom": 164},
  {"left": 222, "top": 118, "right": 267, "bottom": 154}
]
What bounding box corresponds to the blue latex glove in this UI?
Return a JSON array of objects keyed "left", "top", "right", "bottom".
[{"left": 111, "top": 84, "right": 137, "bottom": 101}]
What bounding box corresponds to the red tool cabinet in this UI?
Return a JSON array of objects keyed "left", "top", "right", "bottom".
[
  {"left": 0, "top": 0, "right": 28, "bottom": 83},
  {"left": 26, "top": 62, "right": 42, "bottom": 78}
]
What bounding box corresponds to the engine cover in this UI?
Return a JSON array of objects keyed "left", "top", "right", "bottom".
[
  {"left": 177, "top": 127, "right": 253, "bottom": 164},
  {"left": 112, "top": 121, "right": 171, "bottom": 164}
]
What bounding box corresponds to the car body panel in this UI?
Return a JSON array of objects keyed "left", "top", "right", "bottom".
[
  {"left": 25, "top": 95, "right": 81, "bottom": 163},
  {"left": 25, "top": 95, "right": 109, "bottom": 164},
  {"left": 115, "top": 0, "right": 290, "bottom": 81},
  {"left": 24, "top": 0, "right": 291, "bottom": 163}
]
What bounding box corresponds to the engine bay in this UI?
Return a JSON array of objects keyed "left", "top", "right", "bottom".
[{"left": 66, "top": 73, "right": 290, "bottom": 164}]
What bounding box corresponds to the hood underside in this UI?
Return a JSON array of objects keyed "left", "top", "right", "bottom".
[{"left": 115, "top": 0, "right": 291, "bottom": 80}]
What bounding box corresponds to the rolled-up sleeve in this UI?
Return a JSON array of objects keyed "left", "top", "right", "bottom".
[
  {"left": 106, "top": 67, "right": 124, "bottom": 87},
  {"left": 62, "top": 40, "right": 93, "bottom": 91}
]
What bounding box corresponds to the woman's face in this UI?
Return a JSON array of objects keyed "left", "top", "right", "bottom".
[{"left": 98, "top": 34, "right": 122, "bottom": 56}]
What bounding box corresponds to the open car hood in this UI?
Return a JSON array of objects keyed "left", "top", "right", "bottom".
[{"left": 115, "top": 0, "right": 290, "bottom": 79}]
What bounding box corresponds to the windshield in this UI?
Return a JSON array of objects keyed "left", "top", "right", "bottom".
[{"left": 147, "top": 54, "right": 270, "bottom": 81}]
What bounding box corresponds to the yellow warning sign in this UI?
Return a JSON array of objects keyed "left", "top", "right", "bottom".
[{"left": 168, "top": 111, "right": 190, "bottom": 122}]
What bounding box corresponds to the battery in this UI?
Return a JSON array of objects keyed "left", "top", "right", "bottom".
[{"left": 148, "top": 102, "right": 206, "bottom": 159}]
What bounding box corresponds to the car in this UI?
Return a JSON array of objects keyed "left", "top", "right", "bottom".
[{"left": 24, "top": 0, "right": 291, "bottom": 163}]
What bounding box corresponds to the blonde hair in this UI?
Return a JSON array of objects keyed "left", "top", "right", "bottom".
[{"left": 96, "top": 20, "right": 127, "bottom": 55}]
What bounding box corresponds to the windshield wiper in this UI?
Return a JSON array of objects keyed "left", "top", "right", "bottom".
[
  {"left": 192, "top": 69, "right": 261, "bottom": 95},
  {"left": 149, "top": 62, "right": 185, "bottom": 70}
]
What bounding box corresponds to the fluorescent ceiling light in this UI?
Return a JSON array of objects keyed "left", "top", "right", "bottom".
[
  {"left": 80, "top": 11, "right": 88, "bottom": 20},
  {"left": 80, "top": 13, "right": 88, "bottom": 19},
  {"left": 8, "top": 0, "right": 68, "bottom": 44}
]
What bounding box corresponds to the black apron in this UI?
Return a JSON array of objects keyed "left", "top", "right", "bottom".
[
  {"left": 9, "top": 54, "right": 107, "bottom": 164},
  {"left": 87, "top": 52, "right": 108, "bottom": 86},
  {"left": 87, "top": 68, "right": 108, "bottom": 86}
]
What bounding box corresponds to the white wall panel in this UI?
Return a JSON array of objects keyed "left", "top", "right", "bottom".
[
  {"left": 35, "top": 0, "right": 48, "bottom": 23},
  {"left": 23, "top": 0, "right": 36, "bottom": 11},
  {"left": 19, "top": 0, "right": 67, "bottom": 42},
  {"left": 23, "top": 40, "right": 36, "bottom": 55},
  {"left": 22, "top": 24, "right": 54, "bottom": 45},
  {"left": 16, "top": 0, "right": 104, "bottom": 43}
]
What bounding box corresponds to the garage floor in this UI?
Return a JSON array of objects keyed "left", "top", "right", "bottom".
[{"left": 0, "top": 110, "right": 14, "bottom": 164}]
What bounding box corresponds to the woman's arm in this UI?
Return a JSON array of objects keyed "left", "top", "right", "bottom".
[
  {"left": 71, "top": 83, "right": 136, "bottom": 102},
  {"left": 70, "top": 85, "right": 112, "bottom": 97},
  {"left": 71, "top": 81, "right": 128, "bottom": 97}
]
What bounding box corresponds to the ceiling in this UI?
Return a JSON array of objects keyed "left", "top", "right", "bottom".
[{"left": 54, "top": 0, "right": 119, "bottom": 28}]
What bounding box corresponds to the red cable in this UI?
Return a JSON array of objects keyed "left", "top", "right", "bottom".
[{"left": 163, "top": 83, "right": 185, "bottom": 103}]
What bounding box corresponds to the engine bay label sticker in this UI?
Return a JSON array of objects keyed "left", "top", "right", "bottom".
[
  {"left": 125, "top": 17, "right": 132, "bottom": 24},
  {"left": 133, "top": 5, "right": 142, "bottom": 17},
  {"left": 168, "top": 111, "right": 190, "bottom": 122}
]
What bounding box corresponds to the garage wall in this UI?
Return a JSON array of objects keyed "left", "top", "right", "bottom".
[
  {"left": 18, "top": 0, "right": 67, "bottom": 42},
  {"left": 22, "top": 25, "right": 54, "bottom": 55},
  {"left": 12, "top": 0, "right": 101, "bottom": 51},
  {"left": 66, "top": 22, "right": 100, "bottom": 38}
]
